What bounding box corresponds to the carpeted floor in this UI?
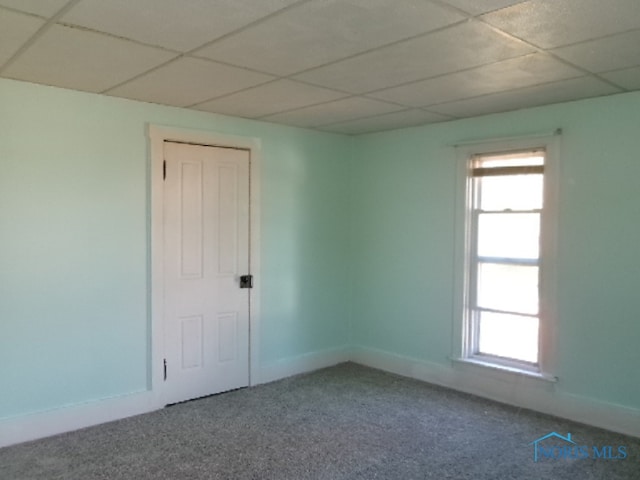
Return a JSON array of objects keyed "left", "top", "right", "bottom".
[{"left": 1, "top": 363, "right": 638, "bottom": 479}]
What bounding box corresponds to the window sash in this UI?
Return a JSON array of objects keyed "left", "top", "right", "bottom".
[
  {"left": 467, "top": 152, "right": 544, "bottom": 366},
  {"left": 477, "top": 257, "right": 539, "bottom": 266}
]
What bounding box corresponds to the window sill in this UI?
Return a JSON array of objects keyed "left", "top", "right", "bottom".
[{"left": 451, "top": 357, "right": 558, "bottom": 383}]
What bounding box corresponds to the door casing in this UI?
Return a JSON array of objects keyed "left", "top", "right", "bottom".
[{"left": 148, "top": 125, "right": 262, "bottom": 407}]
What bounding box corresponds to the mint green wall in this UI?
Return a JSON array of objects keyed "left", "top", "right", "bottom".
[
  {"left": 2, "top": 76, "right": 639, "bottom": 422},
  {"left": 350, "top": 92, "right": 640, "bottom": 410},
  {"left": 0, "top": 79, "right": 351, "bottom": 419}
]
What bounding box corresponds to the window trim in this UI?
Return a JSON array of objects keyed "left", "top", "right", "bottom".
[{"left": 452, "top": 133, "right": 561, "bottom": 379}]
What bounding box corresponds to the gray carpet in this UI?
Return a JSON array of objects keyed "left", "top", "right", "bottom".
[{"left": 1, "top": 363, "right": 638, "bottom": 480}]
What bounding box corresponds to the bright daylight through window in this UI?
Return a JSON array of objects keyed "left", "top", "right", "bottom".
[{"left": 465, "top": 149, "right": 546, "bottom": 369}]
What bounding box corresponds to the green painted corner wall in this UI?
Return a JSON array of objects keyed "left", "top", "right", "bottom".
[
  {"left": 0, "top": 79, "right": 351, "bottom": 419},
  {"left": 350, "top": 91, "right": 640, "bottom": 411},
  {"left": 2, "top": 76, "right": 639, "bottom": 423}
]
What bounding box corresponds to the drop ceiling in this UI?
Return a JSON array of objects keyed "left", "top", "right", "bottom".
[{"left": 1, "top": 0, "right": 639, "bottom": 135}]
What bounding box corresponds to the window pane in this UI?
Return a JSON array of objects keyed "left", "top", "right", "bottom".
[
  {"left": 477, "top": 213, "right": 540, "bottom": 259},
  {"left": 479, "top": 174, "right": 543, "bottom": 211},
  {"left": 478, "top": 311, "right": 538, "bottom": 363},
  {"left": 477, "top": 263, "right": 538, "bottom": 314}
]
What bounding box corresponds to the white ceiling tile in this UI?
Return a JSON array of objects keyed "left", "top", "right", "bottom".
[
  {"left": 2, "top": 1, "right": 637, "bottom": 131},
  {"left": 195, "top": 0, "right": 465, "bottom": 76},
  {"left": 439, "top": 0, "right": 526, "bottom": 15},
  {"left": 0, "top": 0, "right": 69, "bottom": 17},
  {"left": 263, "top": 97, "right": 404, "bottom": 128},
  {"left": 62, "top": 0, "right": 299, "bottom": 52},
  {"left": 294, "top": 21, "right": 534, "bottom": 93},
  {"left": 3, "top": 24, "right": 175, "bottom": 92},
  {"left": 108, "top": 57, "right": 274, "bottom": 107},
  {"left": 0, "top": 9, "right": 44, "bottom": 66},
  {"left": 482, "top": 0, "right": 640, "bottom": 49},
  {"left": 428, "top": 77, "right": 621, "bottom": 118},
  {"left": 320, "top": 109, "right": 451, "bottom": 135},
  {"left": 552, "top": 30, "right": 640, "bottom": 74},
  {"left": 600, "top": 67, "right": 640, "bottom": 91},
  {"left": 370, "top": 53, "right": 581, "bottom": 106},
  {"left": 194, "top": 79, "right": 348, "bottom": 118}
]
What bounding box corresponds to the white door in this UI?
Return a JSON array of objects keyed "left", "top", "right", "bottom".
[{"left": 162, "top": 141, "right": 250, "bottom": 405}]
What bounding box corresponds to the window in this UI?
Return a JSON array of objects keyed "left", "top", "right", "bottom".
[{"left": 454, "top": 134, "right": 559, "bottom": 377}]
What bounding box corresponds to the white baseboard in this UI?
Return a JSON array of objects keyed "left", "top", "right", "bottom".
[
  {"left": 351, "top": 346, "right": 640, "bottom": 438},
  {"left": 259, "top": 346, "right": 351, "bottom": 385},
  {"left": 0, "top": 347, "right": 350, "bottom": 449},
  {"left": 0, "top": 391, "right": 157, "bottom": 449},
  {"left": 3, "top": 345, "right": 637, "bottom": 449}
]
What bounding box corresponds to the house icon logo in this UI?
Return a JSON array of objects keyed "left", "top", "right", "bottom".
[
  {"left": 529, "top": 432, "right": 576, "bottom": 462},
  {"left": 529, "top": 432, "right": 628, "bottom": 462}
]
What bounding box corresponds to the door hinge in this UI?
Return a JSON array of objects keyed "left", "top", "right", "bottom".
[
  {"left": 240, "top": 274, "right": 253, "bottom": 289},
  {"left": 163, "top": 358, "right": 167, "bottom": 381},
  {"left": 163, "top": 160, "right": 167, "bottom": 180}
]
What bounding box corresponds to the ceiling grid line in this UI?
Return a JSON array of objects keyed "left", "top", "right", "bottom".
[
  {"left": 0, "top": 0, "right": 83, "bottom": 74},
  {"left": 1, "top": 0, "right": 639, "bottom": 134},
  {"left": 98, "top": 0, "right": 318, "bottom": 95},
  {"left": 473, "top": 14, "right": 630, "bottom": 93}
]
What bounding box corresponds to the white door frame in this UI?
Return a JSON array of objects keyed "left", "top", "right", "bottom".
[{"left": 148, "top": 124, "right": 261, "bottom": 407}]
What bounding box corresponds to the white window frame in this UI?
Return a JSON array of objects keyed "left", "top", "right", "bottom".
[{"left": 452, "top": 132, "right": 560, "bottom": 380}]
